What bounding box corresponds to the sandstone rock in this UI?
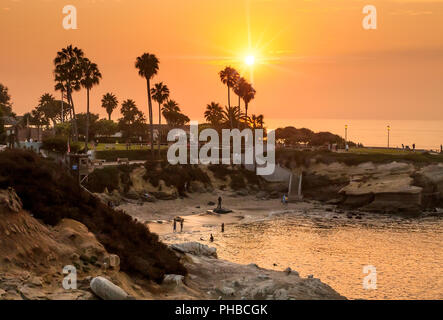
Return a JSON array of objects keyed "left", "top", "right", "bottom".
[
  {"left": 219, "top": 286, "right": 235, "bottom": 296},
  {"left": 90, "top": 276, "right": 131, "bottom": 300},
  {"left": 170, "top": 242, "right": 217, "bottom": 258},
  {"left": 273, "top": 288, "right": 289, "bottom": 300},
  {"left": 0, "top": 188, "right": 23, "bottom": 213},
  {"left": 163, "top": 274, "right": 184, "bottom": 286}
]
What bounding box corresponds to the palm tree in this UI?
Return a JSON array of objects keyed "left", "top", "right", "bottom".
[
  {"left": 242, "top": 82, "right": 256, "bottom": 119},
  {"left": 101, "top": 93, "right": 118, "bottom": 121},
  {"left": 151, "top": 82, "right": 170, "bottom": 155},
  {"left": 135, "top": 53, "right": 159, "bottom": 160},
  {"left": 219, "top": 67, "right": 239, "bottom": 128},
  {"left": 162, "top": 99, "right": 180, "bottom": 114},
  {"left": 80, "top": 58, "right": 102, "bottom": 151},
  {"left": 222, "top": 106, "right": 244, "bottom": 129},
  {"left": 234, "top": 77, "right": 248, "bottom": 109},
  {"left": 204, "top": 102, "right": 224, "bottom": 127},
  {"left": 54, "top": 45, "right": 85, "bottom": 142}
]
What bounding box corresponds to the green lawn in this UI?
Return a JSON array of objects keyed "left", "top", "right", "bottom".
[
  {"left": 91, "top": 143, "right": 168, "bottom": 151},
  {"left": 348, "top": 147, "right": 413, "bottom": 155}
]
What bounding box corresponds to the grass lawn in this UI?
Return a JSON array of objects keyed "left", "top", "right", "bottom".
[
  {"left": 348, "top": 147, "right": 413, "bottom": 155},
  {"left": 91, "top": 143, "right": 168, "bottom": 151}
]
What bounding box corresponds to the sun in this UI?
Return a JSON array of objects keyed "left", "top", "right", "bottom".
[{"left": 245, "top": 55, "right": 255, "bottom": 66}]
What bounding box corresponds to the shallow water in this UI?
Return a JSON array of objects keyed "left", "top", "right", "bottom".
[{"left": 173, "top": 211, "right": 443, "bottom": 300}]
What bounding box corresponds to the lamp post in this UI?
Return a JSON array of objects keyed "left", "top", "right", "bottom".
[{"left": 387, "top": 125, "right": 390, "bottom": 148}]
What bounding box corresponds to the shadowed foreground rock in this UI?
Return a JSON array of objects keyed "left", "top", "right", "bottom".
[{"left": 169, "top": 242, "right": 346, "bottom": 300}]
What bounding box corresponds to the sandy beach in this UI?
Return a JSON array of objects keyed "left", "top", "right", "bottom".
[{"left": 117, "top": 192, "right": 327, "bottom": 238}]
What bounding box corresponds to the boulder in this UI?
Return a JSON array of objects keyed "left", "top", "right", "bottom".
[
  {"left": 90, "top": 276, "right": 132, "bottom": 300},
  {"left": 170, "top": 242, "right": 217, "bottom": 258},
  {"left": 163, "top": 274, "right": 184, "bottom": 286}
]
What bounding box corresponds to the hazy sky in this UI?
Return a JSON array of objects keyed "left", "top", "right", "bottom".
[{"left": 1, "top": 0, "right": 442, "bottom": 124}]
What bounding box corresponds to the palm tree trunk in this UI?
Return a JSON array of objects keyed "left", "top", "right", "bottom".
[
  {"left": 147, "top": 79, "right": 155, "bottom": 161},
  {"left": 158, "top": 102, "right": 161, "bottom": 157},
  {"left": 108, "top": 112, "right": 111, "bottom": 121},
  {"left": 245, "top": 103, "right": 249, "bottom": 119},
  {"left": 68, "top": 91, "right": 79, "bottom": 143},
  {"left": 85, "top": 88, "right": 90, "bottom": 152},
  {"left": 228, "top": 86, "right": 233, "bottom": 129},
  {"left": 52, "top": 120, "right": 56, "bottom": 136}
]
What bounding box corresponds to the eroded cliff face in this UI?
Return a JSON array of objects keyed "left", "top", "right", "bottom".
[
  {"left": 0, "top": 188, "right": 153, "bottom": 300},
  {"left": 301, "top": 162, "right": 443, "bottom": 215}
]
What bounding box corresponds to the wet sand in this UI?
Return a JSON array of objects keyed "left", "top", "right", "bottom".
[{"left": 117, "top": 192, "right": 327, "bottom": 238}]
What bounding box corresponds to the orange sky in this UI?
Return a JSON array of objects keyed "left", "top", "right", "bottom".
[{"left": 1, "top": 0, "right": 442, "bottom": 124}]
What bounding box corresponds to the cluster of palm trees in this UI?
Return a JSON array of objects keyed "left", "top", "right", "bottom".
[
  {"left": 36, "top": 46, "right": 264, "bottom": 159},
  {"left": 204, "top": 66, "right": 262, "bottom": 130},
  {"left": 53, "top": 45, "right": 102, "bottom": 151}
]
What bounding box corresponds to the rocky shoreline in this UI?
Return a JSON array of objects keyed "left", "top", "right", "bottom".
[{"left": 0, "top": 188, "right": 344, "bottom": 300}]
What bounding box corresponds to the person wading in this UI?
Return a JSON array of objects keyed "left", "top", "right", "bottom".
[{"left": 217, "top": 196, "right": 222, "bottom": 210}]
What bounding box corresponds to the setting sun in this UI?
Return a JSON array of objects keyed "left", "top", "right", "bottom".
[{"left": 245, "top": 55, "right": 255, "bottom": 66}]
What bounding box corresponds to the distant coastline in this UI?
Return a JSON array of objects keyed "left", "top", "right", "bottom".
[{"left": 264, "top": 118, "right": 443, "bottom": 151}]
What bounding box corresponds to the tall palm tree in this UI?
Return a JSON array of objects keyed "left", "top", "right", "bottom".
[
  {"left": 135, "top": 53, "right": 159, "bottom": 160},
  {"left": 234, "top": 77, "right": 248, "bottom": 109},
  {"left": 204, "top": 102, "right": 224, "bottom": 127},
  {"left": 80, "top": 58, "right": 102, "bottom": 151},
  {"left": 101, "top": 93, "right": 118, "bottom": 120},
  {"left": 151, "top": 82, "right": 170, "bottom": 155},
  {"left": 54, "top": 45, "right": 85, "bottom": 142},
  {"left": 242, "top": 82, "right": 256, "bottom": 119},
  {"left": 219, "top": 67, "right": 239, "bottom": 128}
]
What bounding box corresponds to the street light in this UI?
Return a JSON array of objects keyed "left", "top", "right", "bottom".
[{"left": 387, "top": 125, "right": 391, "bottom": 148}]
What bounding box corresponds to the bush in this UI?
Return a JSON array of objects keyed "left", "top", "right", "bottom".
[
  {"left": 143, "top": 162, "right": 211, "bottom": 196},
  {"left": 0, "top": 150, "right": 186, "bottom": 282},
  {"left": 42, "top": 136, "right": 82, "bottom": 154}
]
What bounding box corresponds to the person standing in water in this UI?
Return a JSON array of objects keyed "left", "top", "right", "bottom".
[
  {"left": 210, "top": 234, "right": 214, "bottom": 242},
  {"left": 180, "top": 219, "right": 184, "bottom": 232},
  {"left": 173, "top": 219, "right": 177, "bottom": 233},
  {"left": 217, "top": 196, "right": 222, "bottom": 210},
  {"left": 221, "top": 223, "right": 225, "bottom": 233}
]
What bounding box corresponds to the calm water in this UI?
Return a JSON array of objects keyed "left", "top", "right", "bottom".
[
  {"left": 176, "top": 211, "right": 443, "bottom": 300},
  {"left": 266, "top": 118, "right": 443, "bottom": 151}
]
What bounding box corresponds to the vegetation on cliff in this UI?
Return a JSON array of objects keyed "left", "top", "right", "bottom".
[{"left": 0, "top": 150, "right": 186, "bottom": 282}]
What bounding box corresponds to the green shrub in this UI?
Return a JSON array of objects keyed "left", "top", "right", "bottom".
[
  {"left": 143, "top": 162, "right": 211, "bottom": 196},
  {"left": 0, "top": 150, "right": 186, "bottom": 282},
  {"left": 42, "top": 136, "right": 82, "bottom": 153}
]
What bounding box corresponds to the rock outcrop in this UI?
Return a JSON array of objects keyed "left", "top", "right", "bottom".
[
  {"left": 301, "top": 161, "right": 443, "bottom": 215},
  {"left": 170, "top": 242, "right": 345, "bottom": 300},
  {"left": 170, "top": 242, "right": 217, "bottom": 258}
]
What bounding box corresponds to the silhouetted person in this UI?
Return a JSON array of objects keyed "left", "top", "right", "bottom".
[
  {"left": 402, "top": 144, "right": 404, "bottom": 149},
  {"left": 173, "top": 219, "right": 177, "bottom": 233},
  {"left": 210, "top": 234, "right": 214, "bottom": 242},
  {"left": 217, "top": 196, "right": 222, "bottom": 210},
  {"left": 221, "top": 223, "right": 225, "bottom": 233},
  {"left": 440, "top": 145, "right": 442, "bottom": 153},
  {"left": 180, "top": 220, "right": 183, "bottom": 232},
  {"left": 413, "top": 143, "right": 416, "bottom": 151}
]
